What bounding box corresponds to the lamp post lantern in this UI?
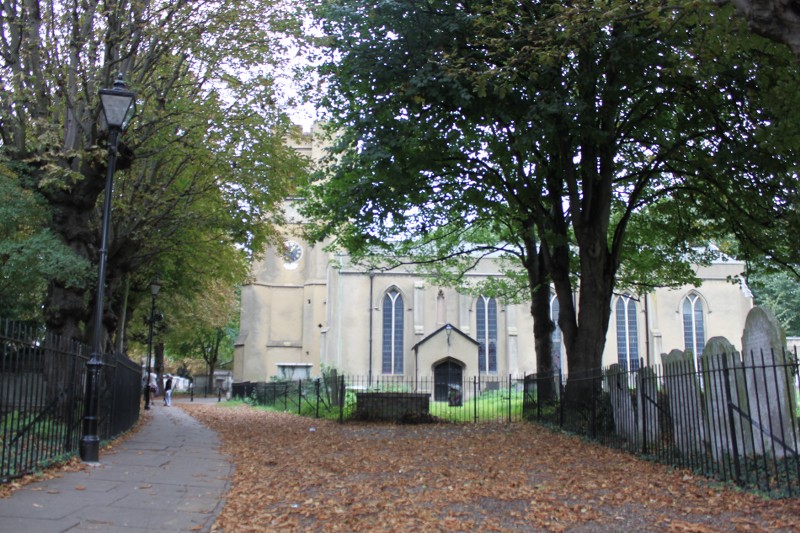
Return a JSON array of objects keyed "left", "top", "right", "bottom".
[
  {"left": 80, "top": 74, "right": 135, "bottom": 462},
  {"left": 144, "top": 278, "right": 161, "bottom": 410}
]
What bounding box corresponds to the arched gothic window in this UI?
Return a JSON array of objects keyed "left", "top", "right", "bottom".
[
  {"left": 476, "top": 296, "right": 497, "bottom": 373},
  {"left": 683, "top": 293, "right": 706, "bottom": 362},
  {"left": 382, "top": 289, "right": 404, "bottom": 374},
  {"left": 615, "top": 295, "right": 640, "bottom": 371}
]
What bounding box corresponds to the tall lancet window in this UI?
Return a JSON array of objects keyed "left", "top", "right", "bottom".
[
  {"left": 683, "top": 293, "right": 706, "bottom": 363},
  {"left": 476, "top": 296, "right": 498, "bottom": 373},
  {"left": 382, "top": 289, "right": 404, "bottom": 374},
  {"left": 615, "top": 295, "right": 640, "bottom": 371}
]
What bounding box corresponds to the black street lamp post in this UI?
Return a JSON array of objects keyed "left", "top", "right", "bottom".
[
  {"left": 80, "top": 75, "right": 135, "bottom": 463},
  {"left": 144, "top": 278, "right": 161, "bottom": 410}
]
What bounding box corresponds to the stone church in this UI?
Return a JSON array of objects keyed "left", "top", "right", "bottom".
[{"left": 233, "top": 129, "right": 755, "bottom": 385}]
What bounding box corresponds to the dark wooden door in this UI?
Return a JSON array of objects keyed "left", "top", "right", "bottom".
[{"left": 434, "top": 361, "right": 462, "bottom": 402}]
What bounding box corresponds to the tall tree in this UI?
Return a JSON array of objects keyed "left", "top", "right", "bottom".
[
  {"left": 304, "top": 0, "right": 799, "bottom": 401},
  {"left": 1, "top": 0, "right": 305, "bottom": 346}
]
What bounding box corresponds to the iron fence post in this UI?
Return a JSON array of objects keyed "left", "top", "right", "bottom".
[
  {"left": 473, "top": 376, "right": 478, "bottom": 423},
  {"left": 537, "top": 373, "right": 541, "bottom": 420},
  {"left": 508, "top": 374, "right": 512, "bottom": 423},
  {"left": 721, "top": 353, "right": 742, "bottom": 484},
  {"left": 64, "top": 342, "right": 82, "bottom": 452},
  {"left": 559, "top": 371, "right": 565, "bottom": 428},
  {"left": 590, "top": 368, "right": 597, "bottom": 440},
  {"left": 641, "top": 360, "right": 648, "bottom": 456},
  {"left": 315, "top": 378, "right": 321, "bottom": 418},
  {"left": 339, "top": 375, "right": 345, "bottom": 423}
]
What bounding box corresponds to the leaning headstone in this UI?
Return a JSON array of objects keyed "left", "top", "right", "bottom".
[
  {"left": 329, "top": 368, "right": 339, "bottom": 408},
  {"left": 636, "top": 365, "right": 660, "bottom": 448},
  {"left": 741, "top": 306, "right": 797, "bottom": 458},
  {"left": 662, "top": 349, "right": 705, "bottom": 458},
  {"left": 606, "top": 364, "right": 637, "bottom": 446},
  {"left": 701, "top": 337, "right": 753, "bottom": 461}
]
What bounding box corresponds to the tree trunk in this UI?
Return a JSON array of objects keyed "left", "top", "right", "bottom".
[
  {"left": 529, "top": 253, "right": 556, "bottom": 404},
  {"left": 562, "top": 233, "right": 616, "bottom": 407},
  {"left": 42, "top": 162, "right": 106, "bottom": 344},
  {"left": 520, "top": 223, "right": 557, "bottom": 402}
]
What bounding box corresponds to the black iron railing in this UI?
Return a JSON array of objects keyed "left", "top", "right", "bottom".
[
  {"left": 233, "top": 373, "right": 527, "bottom": 424},
  {"left": 1, "top": 318, "right": 141, "bottom": 481},
  {"left": 522, "top": 349, "right": 800, "bottom": 498}
]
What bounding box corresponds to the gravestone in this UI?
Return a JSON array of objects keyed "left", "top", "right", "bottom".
[
  {"left": 662, "top": 349, "right": 705, "bottom": 457},
  {"left": 606, "top": 364, "right": 636, "bottom": 444},
  {"left": 636, "top": 365, "right": 660, "bottom": 447},
  {"left": 701, "top": 337, "right": 753, "bottom": 460},
  {"left": 355, "top": 392, "right": 432, "bottom": 422},
  {"left": 741, "top": 307, "right": 798, "bottom": 458}
]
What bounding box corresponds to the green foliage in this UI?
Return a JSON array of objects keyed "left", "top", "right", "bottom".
[
  {"left": 0, "top": 160, "right": 91, "bottom": 321},
  {"left": 748, "top": 270, "right": 800, "bottom": 336}
]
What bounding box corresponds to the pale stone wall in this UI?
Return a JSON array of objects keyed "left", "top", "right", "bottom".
[
  {"left": 235, "top": 243, "right": 544, "bottom": 381},
  {"left": 236, "top": 238, "right": 754, "bottom": 382},
  {"left": 325, "top": 265, "right": 520, "bottom": 379}
]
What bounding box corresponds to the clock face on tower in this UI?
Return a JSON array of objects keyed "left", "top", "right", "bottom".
[{"left": 282, "top": 241, "right": 302, "bottom": 269}]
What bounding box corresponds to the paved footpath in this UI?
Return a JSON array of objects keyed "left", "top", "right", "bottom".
[{"left": 0, "top": 398, "right": 232, "bottom": 533}]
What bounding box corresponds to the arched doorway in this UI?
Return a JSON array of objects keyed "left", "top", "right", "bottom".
[{"left": 434, "top": 360, "right": 463, "bottom": 403}]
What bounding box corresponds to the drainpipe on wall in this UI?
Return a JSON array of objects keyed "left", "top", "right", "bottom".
[
  {"left": 336, "top": 254, "right": 344, "bottom": 371},
  {"left": 368, "top": 270, "right": 374, "bottom": 387},
  {"left": 644, "top": 293, "right": 651, "bottom": 367},
  {"left": 414, "top": 347, "right": 418, "bottom": 393}
]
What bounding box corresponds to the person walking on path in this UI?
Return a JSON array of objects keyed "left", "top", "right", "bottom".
[{"left": 164, "top": 374, "right": 173, "bottom": 406}]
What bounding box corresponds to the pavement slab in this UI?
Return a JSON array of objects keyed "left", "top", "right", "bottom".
[{"left": 0, "top": 398, "right": 231, "bottom": 533}]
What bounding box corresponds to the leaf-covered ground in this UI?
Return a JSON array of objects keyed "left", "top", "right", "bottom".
[{"left": 181, "top": 403, "right": 800, "bottom": 532}]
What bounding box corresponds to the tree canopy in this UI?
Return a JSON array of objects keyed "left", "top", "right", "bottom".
[
  {"left": 303, "top": 0, "right": 800, "bottom": 398},
  {"left": 1, "top": 0, "right": 309, "bottom": 350}
]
